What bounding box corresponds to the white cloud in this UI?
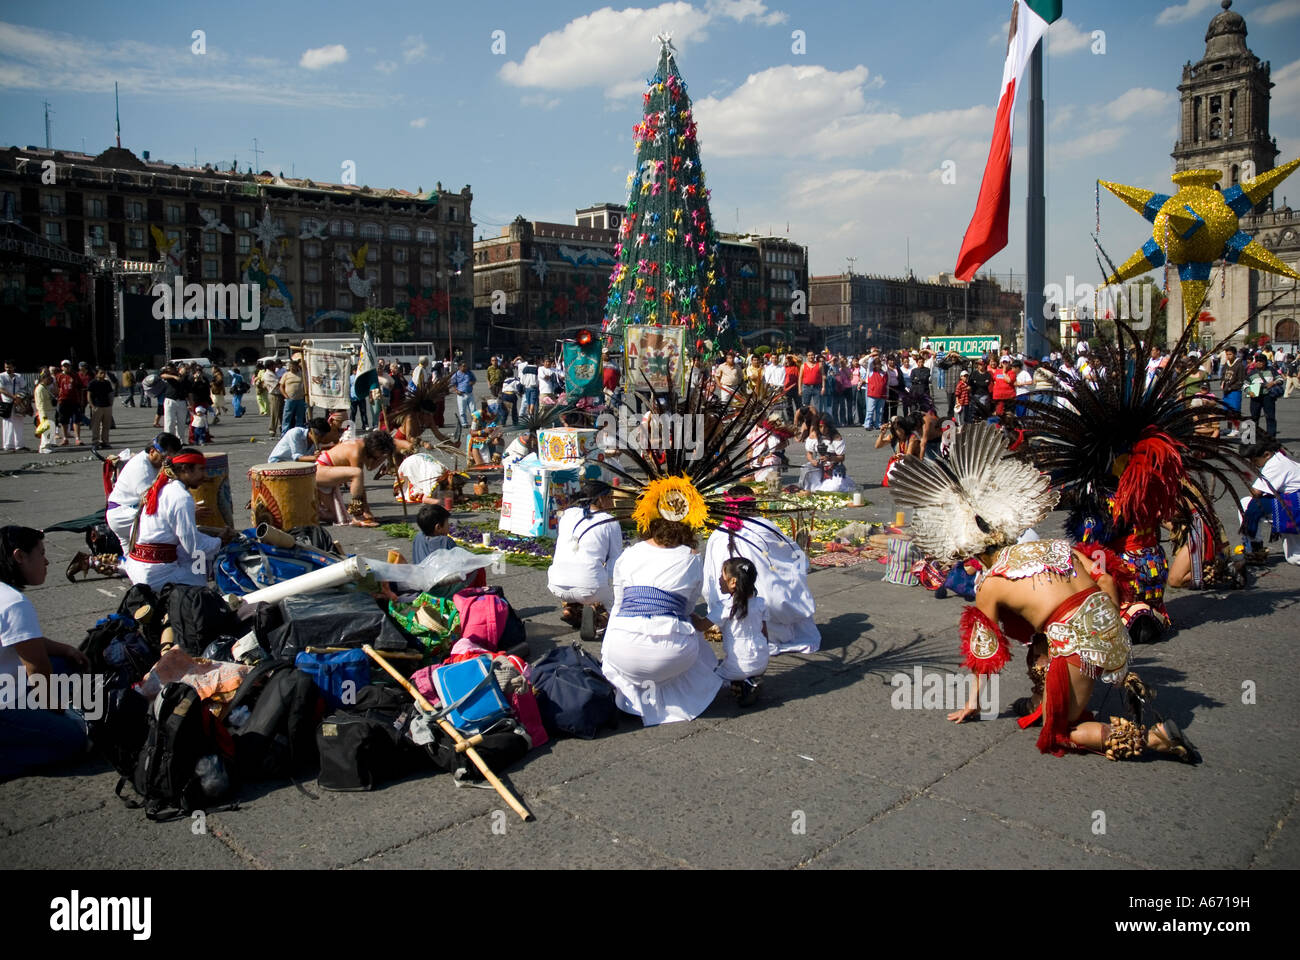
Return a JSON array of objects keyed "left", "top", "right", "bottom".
[
  {"left": 375, "top": 59, "right": 399, "bottom": 74},
  {"left": 0, "top": 22, "right": 382, "bottom": 108},
  {"left": 500, "top": 3, "right": 712, "bottom": 96},
  {"left": 521, "top": 93, "right": 562, "bottom": 110},
  {"left": 1046, "top": 18, "right": 1093, "bottom": 55},
  {"left": 402, "top": 34, "right": 428, "bottom": 63},
  {"left": 1270, "top": 57, "right": 1300, "bottom": 119},
  {"left": 705, "top": 0, "right": 787, "bottom": 26},
  {"left": 1051, "top": 126, "right": 1126, "bottom": 161},
  {"left": 300, "top": 44, "right": 348, "bottom": 70},
  {"left": 1254, "top": 1, "right": 1300, "bottom": 25},
  {"left": 1097, "top": 87, "right": 1175, "bottom": 123},
  {"left": 693, "top": 64, "right": 991, "bottom": 159},
  {"left": 1155, "top": 0, "right": 1218, "bottom": 26},
  {"left": 409, "top": 117, "right": 428, "bottom": 128}
]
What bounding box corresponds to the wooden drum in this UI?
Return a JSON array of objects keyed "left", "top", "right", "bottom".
[
  {"left": 249, "top": 461, "right": 318, "bottom": 531},
  {"left": 191, "top": 451, "right": 234, "bottom": 528}
]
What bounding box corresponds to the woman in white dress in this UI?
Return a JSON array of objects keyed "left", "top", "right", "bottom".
[
  {"left": 601, "top": 517, "right": 722, "bottom": 726},
  {"left": 547, "top": 480, "right": 623, "bottom": 630},
  {"left": 122, "top": 449, "right": 235, "bottom": 590},
  {"left": 799, "top": 416, "right": 853, "bottom": 493}
]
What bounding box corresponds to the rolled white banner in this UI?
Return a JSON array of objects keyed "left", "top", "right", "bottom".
[{"left": 240, "top": 555, "right": 370, "bottom": 606}]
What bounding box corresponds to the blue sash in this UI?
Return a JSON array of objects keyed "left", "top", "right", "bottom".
[{"left": 617, "top": 585, "right": 691, "bottom": 621}]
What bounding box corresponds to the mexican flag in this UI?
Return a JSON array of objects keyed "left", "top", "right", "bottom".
[{"left": 954, "top": 0, "right": 1061, "bottom": 281}]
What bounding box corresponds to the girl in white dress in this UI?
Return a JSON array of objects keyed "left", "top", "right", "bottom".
[
  {"left": 601, "top": 518, "right": 722, "bottom": 726},
  {"left": 714, "top": 557, "right": 767, "bottom": 706},
  {"left": 547, "top": 480, "right": 623, "bottom": 629},
  {"left": 799, "top": 417, "right": 853, "bottom": 493}
]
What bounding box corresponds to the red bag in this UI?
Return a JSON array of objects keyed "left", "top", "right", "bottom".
[{"left": 452, "top": 586, "right": 527, "bottom": 652}]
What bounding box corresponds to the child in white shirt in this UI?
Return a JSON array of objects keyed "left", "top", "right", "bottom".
[
  {"left": 191, "top": 406, "right": 210, "bottom": 445},
  {"left": 714, "top": 557, "right": 767, "bottom": 706}
]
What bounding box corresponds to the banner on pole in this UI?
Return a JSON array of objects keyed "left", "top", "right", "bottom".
[
  {"left": 302, "top": 347, "right": 352, "bottom": 410},
  {"left": 624, "top": 324, "right": 686, "bottom": 394}
]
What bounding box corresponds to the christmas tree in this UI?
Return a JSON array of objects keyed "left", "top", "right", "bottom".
[{"left": 602, "top": 35, "right": 733, "bottom": 358}]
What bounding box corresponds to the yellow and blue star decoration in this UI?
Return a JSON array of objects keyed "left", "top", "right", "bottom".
[{"left": 1099, "top": 157, "right": 1300, "bottom": 332}]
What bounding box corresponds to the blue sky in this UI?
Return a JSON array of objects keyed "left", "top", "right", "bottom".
[{"left": 2, "top": 0, "right": 1298, "bottom": 293}]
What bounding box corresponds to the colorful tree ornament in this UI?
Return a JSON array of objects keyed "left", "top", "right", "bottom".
[{"left": 1100, "top": 158, "right": 1300, "bottom": 332}]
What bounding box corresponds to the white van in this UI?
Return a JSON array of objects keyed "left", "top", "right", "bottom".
[{"left": 171, "top": 357, "right": 213, "bottom": 372}]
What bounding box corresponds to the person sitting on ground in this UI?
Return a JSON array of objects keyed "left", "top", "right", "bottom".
[
  {"left": 313, "top": 430, "right": 397, "bottom": 527},
  {"left": 875, "top": 414, "right": 922, "bottom": 486},
  {"left": 122, "top": 449, "right": 236, "bottom": 589},
  {"left": 268, "top": 417, "right": 332, "bottom": 463},
  {"left": 547, "top": 480, "right": 623, "bottom": 632},
  {"left": 501, "top": 430, "right": 537, "bottom": 466},
  {"left": 601, "top": 517, "right": 721, "bottom": 726},
  {"left": 413, "top": 502, "right": 456, "bottom": 563},
  {"left": 0, "top": 526, "right": 93, "bottom": 780},
  {"left": 713, "top": 556, "right": 767, "bottom": 707},
  {"left": 800, "top": 415, "right": 852, "bottom": 492},
  {"left": 468, "top": 401, "right": 504, "bottom": 466},
  {"left": 703, "top": 484, "right": 819, "bottom": 655}
]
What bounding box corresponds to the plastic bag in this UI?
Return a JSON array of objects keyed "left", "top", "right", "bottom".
[
  {"left": 365, "top": 547, "right": 500, "bottom": 594},
  {"left": 387, "top": 594, "right": 460, "bottom": 655}
]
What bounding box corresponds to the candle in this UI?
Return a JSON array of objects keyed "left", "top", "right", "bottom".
[
  {"left": 895, "top": 510, "right": 905, "bottom": 527},
  {"left": 482, "top": 532, "right": 492, "bottom": 547},
  {"left": 852, "top": 491, "right": 863, "bottom": 506},
  {"left": 443, "top": 496, "right": 455, "bottom": 510}
]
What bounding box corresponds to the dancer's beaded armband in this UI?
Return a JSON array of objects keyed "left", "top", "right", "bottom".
[{"left": 959, "top": 607, "right": 1012, "bottom": 675}]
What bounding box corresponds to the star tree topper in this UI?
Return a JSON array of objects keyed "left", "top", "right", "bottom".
[{"left": 1099, "top": 158, "right": 1300, "bottom": 331}]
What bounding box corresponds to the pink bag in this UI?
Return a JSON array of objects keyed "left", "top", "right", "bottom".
[{"left": 453, "top": 587, "right": 510, "bottom": 651}]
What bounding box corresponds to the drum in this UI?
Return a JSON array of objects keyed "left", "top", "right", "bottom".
[
  {"left": 249, "top": 462, "right": 318, "bottom": 531},
  {"left": 191, "top": 451, "right": 234, "bottom": 528}
]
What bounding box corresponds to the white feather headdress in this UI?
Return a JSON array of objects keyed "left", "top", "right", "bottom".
[{"left": 889, "top": 423, "right": 1058, "bottom": 562}]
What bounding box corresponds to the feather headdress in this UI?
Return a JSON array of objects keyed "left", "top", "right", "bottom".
[
  {"left": 580, "top": 370, "right": 803, "bottom": 540},
  {"left": 889, "top": 422, "right": 1058, "bottom": 562},
  {"left": 392, "top": 375, "right": 453, "bottom": 425},
  {"left": 1022, "top": 316, "right": 1252, "bottom": 541}
]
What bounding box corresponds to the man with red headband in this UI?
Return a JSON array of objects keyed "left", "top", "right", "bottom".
[{"left": 122, "top": 449, "right": 235, "bottom": 589}]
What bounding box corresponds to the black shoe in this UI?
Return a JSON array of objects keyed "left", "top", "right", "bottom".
[{"left": 731, "top": 678, "right": 761, "bottom": 707}]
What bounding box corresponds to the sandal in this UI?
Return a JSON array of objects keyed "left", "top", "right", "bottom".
[
  {"left": 346, "top": 499, "right": 380, "bottom": 527},
  {"left": 1150, "top": 718, "right": 1201, "bottom": 765},
  {"left": 65, "top": 551, "right": 91, "bottom": 582},
  {"left": 1011, "top": 696, "right": 1039, "bottom": 719}
]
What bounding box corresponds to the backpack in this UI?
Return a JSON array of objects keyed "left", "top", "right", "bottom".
[
  {"left": 428, "top": 655, "right": 514, "bottom": 736},
  {"left": 82, "top": 617, "right": 156, "bottom": 779},
  {"left": 228, "top": 658, "right": 324, "bottom": 779},
  {"left": 118, "top": 682, "right": 237, "bottom": 821},
  {"left": 295, "top": 648, "right": 371, "bottom": 711},
  {"left": 229, "top": 374, "right": 248, "bottom": 395},
  {"left": 316, "top": 685, "right": 431, "bottom": 791},
  {"left": 530, "top": 642, "right": 620, "bottom": 740},
  {"left": 452, "top": 586, "right": 527, "bottom": 657},
  {"left": 160, "top": 584, "right": 241, "bottom": 657}
]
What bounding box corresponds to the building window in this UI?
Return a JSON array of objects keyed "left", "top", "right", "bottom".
[
  {"left": 127, "top": 200, "right": 144, "bottom": 221},
  {"left": 304, "top": 241, "right": 320, "bottom": 258},
  {"left": 1228, "top": 91, "right": 1236, "bottom": 138},
  {"left": 365, "top": 268, "right": 379, "bottom": 282},
  {"left": 237, "top": 210, "right": 252, "bottom": 229},
  {"left": 88, "top": 224, "right": 106, "bottom": 247},
  {"left": 341, "top": 220, "right": 355, "bottom": 237},
  {"left": 417, "top": 227, "right": 435, "bottom": 243},
  {"left": 166, "top": 230, "right": 181, "bottom": 246},
  {"left": 40, "top": 194, "right": 64, "bottom": 216},
  {"left": 237, "top": 235, "right": 251, "bottom": 254},
  {"left": 203, "top": 258, "right": 218, "bottom": 279},
  {"left": 274, "top": 217, "right": 286, "bottom": 232},
  {"left": 1209, "top": 117, "right": 1222, "bottom": 140},
  {"left": 361, "top": 222, "right": 382, "bottom": 240},
  {"left": 44, "top": 222, "right": 63, "bottom": 244},
  {"left": 166, "top": 204, "right": 181, "bottom": 224},
  {"left": 305, "top": 264, "right": 320, "bottom": 283},
  {"left": 304, "top": 289, "right": 321, "bottom": 310},
  {"left": 394, "top": 268, "right": 408, "bottom": 285},
  {"left": 421, "top": 271, "right": 434, "bottom": 287},
  {"left": 447, "top": 206, "right": 459, "bottom": 223},
  {"left": 366, "top": 245, "right": 379, "bottom": 263},
  {"left": 128, "top": 227, "right": 145, "bottom": 249},
  {"left": 301, "top": 217, "right": 320, "bottom": 235},
  {"left": 203, "top": 232, "right": 218, "bottom": 253},
  {"left": 393, "top": 247, "right": 407, "bottom": 263},
  {"left": 420, "top": 249, "right": 434, "bottom": 265},
  {"left": 337, "top": 292, "right": 351, "bottom": 310},
  {"left": 1231, "top": 164, "right": 1239, "bottom": 187},
  {"left": 87, "top": 197, "right": 105, "bottom": 218},
  {"left": 390, "top": 224, "right": 410, "bottom": 240}
]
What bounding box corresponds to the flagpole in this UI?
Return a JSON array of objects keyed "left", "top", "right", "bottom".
[{"left": 1025, "top": 41, "right": 1046, "bottom": 359}]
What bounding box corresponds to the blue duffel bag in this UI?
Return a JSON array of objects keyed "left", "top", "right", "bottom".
[
  {"left": 530, "top": 642, "right": 619, "bottom": 740},
  {"left": 215, "top": 531, "right": 340, "bottom": 596}
]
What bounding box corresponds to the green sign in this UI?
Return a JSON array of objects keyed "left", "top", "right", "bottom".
[{"left": 922, "top": 335, "right": 1002, "bottom": 358}]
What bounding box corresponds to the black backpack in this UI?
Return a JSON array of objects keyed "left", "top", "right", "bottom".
[
  {"left": 228, "top": 658, "right": 324, "bottom": 779},
  {"left": 316, "top": 685, "right": 431, "bottom": 791},
  {"left": 82, "top": 611, "right": 160, "bottom": 779},
  {"left": 118, "top": 682, "right": 238, "bottom": 821},
  {"left": 531, "top": 643, "right": 620, "bottom": 740},
  {"left": 159, "top": 584, "right": 241, "bottom": 656}
]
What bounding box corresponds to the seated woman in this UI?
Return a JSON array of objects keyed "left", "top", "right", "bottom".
[
  {"left": 467, "top": 401, "right": 504, "bottom": 466},
  {"left": 798, "top": 416, "right": 853, "bottom": 492},
  {"left": 601, "top": 516, "right": 721, "bottom": 726},
  {"left": 547, "top": 480, "right": 623, "bottom": 631},
  {"left": 123, "top": 449, "right": 236, "bottom": 589},
  {"left": 1239, "top": 439, "right": 1300, "bottom": 566},
  {"left": 0, "top": 526, "right": 94, "bottom": 780},
  {"left": 874, "top": 414, "right": 922, "bottom": 486},
  {"left": 314, "top": 430, "right": 397, "bottom": 527}
]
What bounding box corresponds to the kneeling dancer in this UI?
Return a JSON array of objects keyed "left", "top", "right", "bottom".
[{"left": 890, "top": 422, "right": 1199, "bottom": 763}]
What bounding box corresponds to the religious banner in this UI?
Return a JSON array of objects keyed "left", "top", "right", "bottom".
[
  {"left": 624, "top": 324, "right": 686, "bottom": 394},
  {"left": 302, "top": 347, "right": 352, "bottom": 410},
  {"left": 563, "top": 340, "right": 602, "bottom": 399}
]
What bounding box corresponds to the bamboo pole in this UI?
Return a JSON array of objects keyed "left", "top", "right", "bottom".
[{"left": 362, "top": 645, "right": 532, "bottom": 822}]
